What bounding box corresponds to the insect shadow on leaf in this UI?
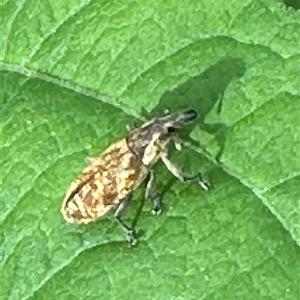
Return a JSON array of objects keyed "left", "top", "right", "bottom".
[{"left": 151, "top": 57, "right": 246, "bottom": 163}]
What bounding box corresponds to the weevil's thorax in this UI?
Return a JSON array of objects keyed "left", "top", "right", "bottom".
[{"left": 126, "top": 119, "right": 176, "bottom": 167}]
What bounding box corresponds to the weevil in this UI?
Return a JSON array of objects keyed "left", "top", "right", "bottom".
[{"left": 61, "top": 109, "right": 210, "bottom": 244}]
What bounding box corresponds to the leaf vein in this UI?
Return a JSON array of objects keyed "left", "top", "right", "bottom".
[
  {"left": 1, "top": 0, "right": 28, "bottom": 60},
  {"left": 21, "top": 0, "right": 93, "bottom": 66}
]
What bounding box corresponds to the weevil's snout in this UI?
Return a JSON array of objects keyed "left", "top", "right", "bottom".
[
  {"left": 158, "top": 109, "right": 198, "bottom": 135},
  {"left": 173, "top": 109, "right": 198, "bottom": 126},
  {"left": 181, "top": 109, "right": 198, "bottom": 123}
]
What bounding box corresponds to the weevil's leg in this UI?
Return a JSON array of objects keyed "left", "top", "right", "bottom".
[
  {"left": 164, "top": 108, "right": 170, "bottom": 115},
  {"left": 161, "top": 152, "right": 211, "bottom": 191},
  {"left": 173, "top": 136, "right": 183, "bottom": 151},
  {"left": 145, "top": 170, "right": 162, "bottom": 215},
  {"left": 114, "top": 195, "right": 137, "bottom": 244},
  {"left": 85, "top": 156, "right": 96, "bottom": 164},
  {"left": 115, "top": 196, "right": 132, "bottom": 219}
]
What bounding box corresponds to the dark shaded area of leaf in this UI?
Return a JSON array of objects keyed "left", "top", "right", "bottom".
[
  {"left": 151, "top": 58, "right": 246, "bottom": 162},
  {"left": 282, "top": 0, "right": 300, "bottom": 10}
]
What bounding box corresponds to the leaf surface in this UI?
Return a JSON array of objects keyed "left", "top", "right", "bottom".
[{"left": 1, "top": 0, "right": 299, "bottom": 299}]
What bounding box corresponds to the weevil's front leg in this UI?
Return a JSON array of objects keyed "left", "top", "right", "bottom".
[
  {"left": 145, "top": 170, "right": 162, "bottom": 216},
  {"left": 164, "top": 108, "right": 170, "bottom": 115},
  {"left": 173, "top": 136, "right": 183, "bottom": 151},
  {"left": 114, "top": 194, "right": 137, "bottom": 245},
  {"left": 161, "top": 152, "right": 211, "bottom": 191}
]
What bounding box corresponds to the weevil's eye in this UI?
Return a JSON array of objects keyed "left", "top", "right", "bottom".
[{"left": 167, "top": 127, "right": 177, "bottom": 133}]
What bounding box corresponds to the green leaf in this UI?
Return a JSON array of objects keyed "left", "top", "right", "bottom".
[{"left": 1, "top": 1, "right": 299, "bottom": 300}]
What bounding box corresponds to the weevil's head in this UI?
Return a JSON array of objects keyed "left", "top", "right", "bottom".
[
  {"left": 153, "top": 108, "right": 197, "bottom": 145},
  {"left": 127, "top": 109, "right": 198, "bottom": 166},
  {"left": 154, "top": 108, "right": 198, "bottom": 133}
]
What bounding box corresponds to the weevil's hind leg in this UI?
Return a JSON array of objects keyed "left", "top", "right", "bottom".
[
  {"left": 145, "top": 170, "right": 162, "bottom": 216},
  {"left": 114, "top": 194, "right": 137, "bottom": 245},
  {"left": 182, "top": 173, "right": 211, "bottom": 191},
  {"left": 161, "top": 152, "right": 211, "bottom": 191}
]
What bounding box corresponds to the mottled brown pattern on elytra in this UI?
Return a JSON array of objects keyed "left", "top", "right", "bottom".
[
  {"left": 102, "top": 173, "right": 118, "bottom": 206},
  {"left": 88, "top": 179, "right": 98, "bottom": 191},
  {"left": 103, "top": 148, "right": 124, "bottom": 163},
  {"left": 71, "top": 209, "right": 85, "bottom": 219},
  {"left": 61, "top": 138, "right": 147, "bottom": 223},
  {"left": 82, "top": 188, "right": 95, "bottom": 206},
  {"left": 127, "top": 154, "right": 145, "bottom": 183}
]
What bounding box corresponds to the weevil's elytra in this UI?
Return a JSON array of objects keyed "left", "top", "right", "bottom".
[
  {"left": 61, "top": 140, "right": 146, "bottom": 224},
  {"left": 61, "top": 108, "right": 210, "bottom": 244}
]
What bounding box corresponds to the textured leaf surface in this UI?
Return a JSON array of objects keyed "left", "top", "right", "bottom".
[{"left": 1, "top": 0, "right": 299, "bottom": 299}]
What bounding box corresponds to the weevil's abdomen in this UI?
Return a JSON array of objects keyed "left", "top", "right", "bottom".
[{"left": 61, "top": 138, "right": 148, "bottom": 224}]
